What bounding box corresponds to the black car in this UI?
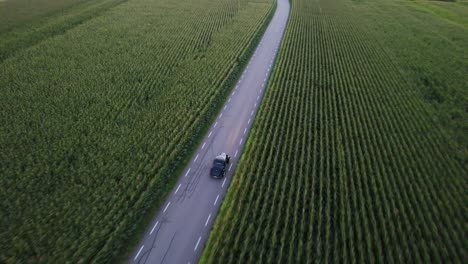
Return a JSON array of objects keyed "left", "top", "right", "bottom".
[{"left": 210, "top": 153, "right": 230, "bottom": 178}]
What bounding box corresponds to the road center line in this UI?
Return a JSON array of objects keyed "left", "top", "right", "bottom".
[
  {"left": 150, "top": 221, "right": 159, "bottom": 235},
  {"left": 205, "top": 214, "right": 212, "bottom": 227},
  {"left": 185, "top": 168, "right": 191, "bottom": 177},
  {"left": 163, "top": 202, "right": 171, "bottom": 213},
  {"left": 194, "top": 236, "right": 202, "bottom": 251},
  {"left": 134, "top": 245, "right": 144, "bottom": 261},
  {"left": 174, "top": 184, "right": 181, "bottom": 194},
  {"left": 194, "top": 154, "right": 199, "bottom": 162},
  {"left": 214, "top": 195, "right": 220, "bottom": 206}
]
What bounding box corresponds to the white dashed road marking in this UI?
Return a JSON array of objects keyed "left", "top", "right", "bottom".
[
  {"left": 248, "top": 118, "right": 251, "bottom": 124},
  {"left": 194, "top": 154, "right": 199, "bottom": 162},
  {"left": 202, "top": 142, "right": 206, "bottom": 149},
  {"left": 222, "top": 178, "right": 227, "bottom": 187},
  {"left": 244, "top": 128, "right": 247, "bottom": 134},
  {"left": 234, "top": 150, "right": 238, "bottom": 157},
  {"left": 175, "top": 184, "right": 181, "bottom": 194},
  {"left": 214, "top": 195, "right": 220, "bottom": 206},
  {"left": 150, "top": 221, "right": 159, "bottom": 235},
  {"left": 185, "top": 168, "right": 191, "bottom": 177},
  {"left": 134, "top": 246, "right": 144, "bottom": 261},
  {"left": 194, "top": 236, "right": 202, "bottom": 251},
  {"left": 163, "top": 202, "right": 171, "bottom": 213},
  {"left": 205, "top": 214, "right": 212, "bottom": 227},
  {"left": 208, "top": 131, "right": 212, "bottom": 138}
]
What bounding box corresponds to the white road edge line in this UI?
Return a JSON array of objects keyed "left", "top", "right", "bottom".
[
  {"left": 185, "top": 168, "right": 191, "bottom": 177},
  {"left": 175, "top": 184, "right": 181, "bottom": 194},
  {"left": 163, "top": 202, "right": 171, "bottom": 213},
  {"left": 222, "top": 178, "right": 227, "bottom": 188},
  {"left": 134, "top": 245, "right": 144, "bottom": 261},
  {"left": 205, "top": 214, "right": 212, "bottom": 227},
  {"left": 194, "top": 236, "right": 202, "bottom": 251},
  {"left": 194, "top": 154, "right": 199, "bottom": 162},
  {"left": 214, "top": 195, "right": 220, "bottom": 206},
  {"left": 150, "top": 221, "right": 159, "bottom": 235}
]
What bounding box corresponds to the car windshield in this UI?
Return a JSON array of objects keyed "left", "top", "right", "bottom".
[{"left": 213, "top": 159, "right": 224, "bottom": 167}]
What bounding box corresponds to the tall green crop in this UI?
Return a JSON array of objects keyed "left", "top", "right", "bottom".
[{"left": 201, "top": 0, "right": 467, "bottom": 263}]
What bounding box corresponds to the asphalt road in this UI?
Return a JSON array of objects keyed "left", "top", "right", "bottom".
[{"left": 129, "top": 0, "right": 290, "bottom": 263}]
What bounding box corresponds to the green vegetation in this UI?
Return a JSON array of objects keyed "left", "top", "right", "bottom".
[
  {"left": 0, "top": 0, "right": 128, "bottom": 62},
  {"left": 0, "top": 0, "right": 90, "bottom": 32},
  {"left": 410, "top": 0, "right": 468, "bottom": 27},
  {"left": 0, "top": 0, "right": 274, "bottom": 262},
  {"left": 202, "top": 0, "right": 467, "bottom": 262}
]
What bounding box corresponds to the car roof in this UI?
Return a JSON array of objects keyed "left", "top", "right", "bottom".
[{"left": 216, "top": 153, "right": 227, "bottom": 160}]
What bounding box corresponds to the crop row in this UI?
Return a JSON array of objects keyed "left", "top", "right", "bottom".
[
  {"left": 202, "top": 0, "right": 466, "bottom": 263},
  {"left": 0, "top": 0, "right": 274, "bottom": 262}
]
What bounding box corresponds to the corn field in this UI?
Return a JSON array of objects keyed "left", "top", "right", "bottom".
[
  {"left": 0, "top": 0, "right": 274, "bottom": 262},
  {"left": 201, "top": 0, "right": 467, "bottom": 262}
]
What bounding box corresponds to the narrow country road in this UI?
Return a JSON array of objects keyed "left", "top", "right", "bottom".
[{"left": 129, "top": 0, "right": 290, "bottom": 263}]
